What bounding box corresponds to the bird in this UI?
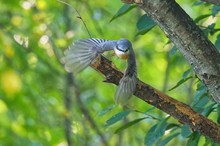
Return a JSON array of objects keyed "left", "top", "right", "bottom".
[{"left": 62, "top": 38, "right": 137, "bottom": 105}]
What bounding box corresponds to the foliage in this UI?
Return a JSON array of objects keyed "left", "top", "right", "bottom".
[
  {"left": 110, "top": 4, "right": 136, "bottom": 22},
  {"left": 0, "top": 0, "right": 220, "bottom": 146},
  {"left": 136, "top": 14, "right": 156, "bottom": 36}
]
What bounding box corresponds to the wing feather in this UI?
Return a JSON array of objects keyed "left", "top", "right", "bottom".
[{"left": 62, "top": 38, "right": 107, "bottom": 73}]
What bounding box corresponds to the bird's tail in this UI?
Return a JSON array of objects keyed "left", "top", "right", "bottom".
[
  {"left": 114, "top": 72, "right": 137, "bottom": 106},
  {"left": 61, "top": 38, "right": 106, "bottom": 73}
]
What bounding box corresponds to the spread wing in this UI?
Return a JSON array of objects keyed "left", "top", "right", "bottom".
[{"left": 62, "top": 38, "right": 107, "bottom": 73}]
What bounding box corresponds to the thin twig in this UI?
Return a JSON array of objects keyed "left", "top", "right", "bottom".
[
  {"left": 57, "top": 0, "right": 92, "bottom": 38},
  {"left": 83, "top": 1, "right": 104, "bottom": 36},
  {"left": 162, "top": 52, "right": 171, "bottom": 92},
  {"left": 53, "top": 2, "right": 109, "bottom": 144}
]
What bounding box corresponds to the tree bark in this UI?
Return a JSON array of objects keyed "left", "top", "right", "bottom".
[
  {"left": 121, "top": 0, "right": 220, "bottom": 104},
  {"left": 90, "top": 55, "right": 220, "bottom": 143}
]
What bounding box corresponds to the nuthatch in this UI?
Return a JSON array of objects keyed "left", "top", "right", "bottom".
[{"left": 62, "top": 38, "right": 137, "bottom": 105}]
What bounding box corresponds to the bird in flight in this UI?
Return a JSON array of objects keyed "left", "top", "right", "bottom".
[{"left": 62, "top": 38, "right": 137, "bottom": 106}]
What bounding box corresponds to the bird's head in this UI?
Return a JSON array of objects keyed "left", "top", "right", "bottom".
[{"left": 114, "top": 38, "right": 132, "bottom": 60}]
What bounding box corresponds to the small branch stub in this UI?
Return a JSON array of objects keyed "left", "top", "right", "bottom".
[{"left": 121, "top": 0, "right": 143, "bottom": 4}]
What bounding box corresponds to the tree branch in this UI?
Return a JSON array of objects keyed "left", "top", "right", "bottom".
[
  {"left": 122, "top": 0, "right": 220, "bottom": 104},
  {"left": 90, "top": 55, "right": 220, "bottom": 143},
  {"left": 64, "top": 73, "right": 73, "bottom": 146},
  {"left": 69, "top": 73, "right": 109, "bottom": 146}
]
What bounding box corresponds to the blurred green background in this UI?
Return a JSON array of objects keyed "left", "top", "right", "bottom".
[{"left": 0, "top": 0, "right": 219, "bottom": 145}]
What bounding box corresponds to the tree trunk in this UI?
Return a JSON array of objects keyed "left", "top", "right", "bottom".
[{"left": 122, "top": 0, "right": 220, "bottom": 104}]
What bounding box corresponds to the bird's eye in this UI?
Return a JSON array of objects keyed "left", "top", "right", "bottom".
[
  {"left": 125, "top": 48, "right": 129, "bottom": 52},
  {"left": 116, "top": 45, "right": 128, "bottom": 52}
]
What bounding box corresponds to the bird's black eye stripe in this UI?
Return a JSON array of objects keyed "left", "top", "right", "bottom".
[{"left": 116, "top": 46, "right": 128, "bottom": 52}]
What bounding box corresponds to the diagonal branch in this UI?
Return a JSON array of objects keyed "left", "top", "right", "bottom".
[{"left": 90, "top": 55, "right": 220, "bottom": 143}]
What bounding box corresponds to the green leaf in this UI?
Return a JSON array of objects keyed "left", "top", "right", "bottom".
[
  {"left": 194, "top": 14, "right": 211, "bottom": 23},
  {"left": 104, "top": 110, "right": 130, "bottom": 127},
  {"left": 196, "top": 82, "right": 206, "bottom": 91},
  {"left": 192, "top": 96, "right": 209, "bottom": 113},
  {"left": 201, "top": 103, "right": 216, "bottom": 116},
  {"left": 98, "top": 105, "right": 115, "bottom": 117},
  {"left": 168, "top": 76, "right": 193, "bottom": 91},
  {"left": 193, "top": 1, "right": 205, "bottom": 6},
  {"left": 206, "top": 137, "right": 220, "bottom": 146},
  {"left": 110, "top": 4, "right": 136, "bottom": 22},
  {"left": 136, "top": 14, "right": 156, "bottom": 35},
  {"left": 191, "top": 84, "right": 209, "bottom": 109},
  {"left": 144, "top": 107, "right": 156, "bottom": 113},
  {"left": 144, "top": 117, "right": 170, "bottom": 146},
  {"left": 158, "top": 133, "right": 180, "bottom": 146},
  {"left": 201, "top": 23, "right": 216, "bottom": 36},
  {"left": 212, "top": 5, "right": 220, "bottom": 16},
  {"left": 166, "top": 123, "right": 179, "bottom": 130},
  {"left": 181, "top": 124, "right": 192, "bottom": 138},
  {"left": 168, "top": 46, "right": 178, "bottom": 57},
  {"left": 208, "top": 23, "right": 216, "bottom": 35},
  {"left": 217, "top": 105, "right": 220, "bottom": 124},
  {"left": 215, "top": 34, "right": 220, "bottom": 51},
  {"left": 204, "top": 137, "right": 220, "bottom": 146},
  {"left": 204, "top": 137, "right": 212, "bottom": 146},
  {"left": 114, "top": 117, "right": 147, "bottom": 133},
  {"left": 187, "top": 132, "right": 200, "bottom": 146},
  {"left": 182, "top": 69, "right": 192, "bottom": 79},
  {"left": 144, "top": 124, "right": 158, "bottom": 146},
  {"left": 154, "top": 116, "right": 170, "bottom": 134}
]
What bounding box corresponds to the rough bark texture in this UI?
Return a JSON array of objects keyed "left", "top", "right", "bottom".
[
  {"left": 90, "top": 55, "right": 220, "bottom": 143},
  {"left": 122, "top": 0, "right": 220, "bottom": 104}
]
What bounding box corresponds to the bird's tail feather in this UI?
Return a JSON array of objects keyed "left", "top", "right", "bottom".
[{"left": 114, "top": 72, "right": 137, "bottom": 106}]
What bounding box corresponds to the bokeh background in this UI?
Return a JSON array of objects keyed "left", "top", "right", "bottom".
[{"left": 0, "top": 0, "right": 219, "bottom": 145}]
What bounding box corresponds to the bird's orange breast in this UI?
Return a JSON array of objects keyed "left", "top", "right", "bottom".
[
  {"left": 118, "top": 53, "right": 129, "bottom": 59},
  {"left": 114, "top": 49, "right": 129, "bottom": 60}
]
